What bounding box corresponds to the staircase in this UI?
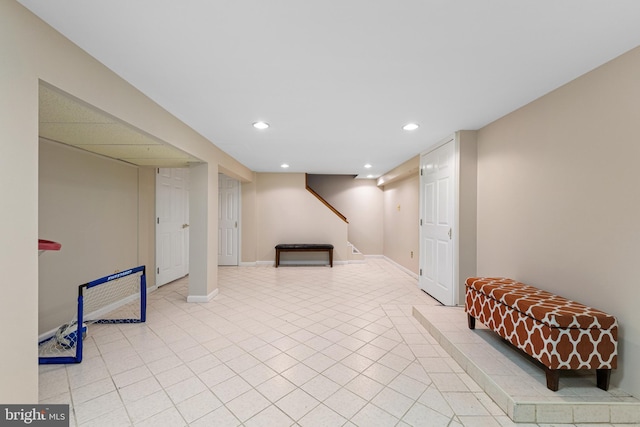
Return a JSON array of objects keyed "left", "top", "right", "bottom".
[
  {"left": 306, "top": 174, "right": 366, "bottom": 263},
  {"left": 347, "top": 242, "right": 365, "bottom": 262},
  {"left": 305, "top": 177, "right": 348, "bottom": 223}
]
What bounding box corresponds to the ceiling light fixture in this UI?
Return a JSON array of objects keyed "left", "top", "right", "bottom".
[
  {"left": 364, "top": 163, "right": 372, "bottom": 169},
  {"left": 253, "top": 121, "right": 269, "bottom": 130},
  {"left": 280, "top": 163, "right": 289, "bottom": 169},
  {"left": 402, "top": 123, "right": 419, "bottom": 131}
]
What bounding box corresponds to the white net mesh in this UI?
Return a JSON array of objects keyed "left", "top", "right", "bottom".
[
  {"left": 38, "top": 327, "right": 81, "bottom": 359},
  {"left": 83, "top": 270, "right": 143, "bottom": 323},
  {"left": 39, "top": 268, "right": 144, "bottom": 362}
]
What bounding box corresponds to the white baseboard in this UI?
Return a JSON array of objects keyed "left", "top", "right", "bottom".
[
  {"left": 253, "top": 256, "right": 413, "bottom": 273},
  {"left": 383, "top": 256, "right": 419, "bottom": 280},
  {"left": 239, "top": 261, "right": 257, "bottom": 267},
  {"left": 187, "top": 288, "right": 219, "bottom": 303},
  {"left": 257, "top": 260, "right": 338, "bottom": 267},
  {"left": 276, "top": 260, "right": 332, "bottom": 266}
]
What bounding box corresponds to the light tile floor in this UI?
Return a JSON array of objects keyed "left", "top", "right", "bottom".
[{"left": 39, "top": 259, "right": 633, "bottom": 426}]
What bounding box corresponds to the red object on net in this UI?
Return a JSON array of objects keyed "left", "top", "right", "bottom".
[{"left": 38, "top": 239, "right": 61, "bottom": 251}]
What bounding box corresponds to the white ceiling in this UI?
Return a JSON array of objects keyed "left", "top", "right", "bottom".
[
  {"left": 19, "top": 0, "right": 640, "bottom": 178},
  {"left": 39, "top": 83, "right": 201, "bottom": 167}
]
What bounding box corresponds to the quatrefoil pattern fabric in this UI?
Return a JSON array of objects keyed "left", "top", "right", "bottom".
[{"left": 465, "top": 277, "right": 617, "bottom": 370}]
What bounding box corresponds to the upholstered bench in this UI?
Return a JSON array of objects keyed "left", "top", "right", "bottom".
[
  {"left": 275, "top": 244, "right": 334, "bottom": 267},
  {"left": 465, "top": 277, "right": 618, "bottom": 391}
]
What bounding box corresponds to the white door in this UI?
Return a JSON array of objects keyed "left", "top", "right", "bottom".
[
  {"left": 419, "top": 140, "right": 455, "bottom": 305},
  {"left": 218, "top": 174, "right": 239, "bottom": 266},
  {"left": 156, "top": 168, "right": 189, "bottom": 286}
]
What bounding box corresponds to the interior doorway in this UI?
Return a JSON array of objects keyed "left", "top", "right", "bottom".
[
  {"left": 419, "top": 139, "right": 455, "bottom": 305},
  {"left": 156, "top": 167, "right": 190, "bottom": 286},
  {"left": 218, "top": 173, "right": 240, "bottom": 266}
]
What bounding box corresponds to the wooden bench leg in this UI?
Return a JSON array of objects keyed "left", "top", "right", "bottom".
[
  {"left": 545, "top": 368, "right": 560, "bottom": 391},
  {"left": 597, "top": 369, "right": 611, "bottom": 391},
  {"left": 329, "top": 249, "right": 333, "bottom": 267},
  {"left": 275, "top": 249, "right": 280, "bottom": 268},
  {"left": 467, "top": 314, "right": 476, "bottom": 330}
]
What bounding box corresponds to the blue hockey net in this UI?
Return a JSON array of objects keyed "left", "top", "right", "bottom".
[{"left": 38, "top": 265, "right": 146, "bottom": 364}]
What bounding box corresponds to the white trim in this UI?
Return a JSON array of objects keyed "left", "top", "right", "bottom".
[
  {"left": 259, "top": 260, "right": 342, "bottom": 267},
  {"left": 39, "top": 327, "right": 61, "bottom": 343},
  {"left": 252, "top": 256, "right": 414, "bottom": 275},
  {"left": 237, "top": 182, "right": 242, "bottom": 266},
  {"left": 187, "top": 288, "right": 219, "bottom": 303},
  {"left": 383, "top": 256, "right": 419, "bottom": 280},
  {"left": 238, "top": 261, "right": 257, "bottom": 267},
  {"left": 276, "top": 260, "right": 331, "bottom": 266}
]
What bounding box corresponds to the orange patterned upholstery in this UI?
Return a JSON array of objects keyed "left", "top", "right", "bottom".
[{"left": 465, "top": 277, "right": 617, "bottom": 390}]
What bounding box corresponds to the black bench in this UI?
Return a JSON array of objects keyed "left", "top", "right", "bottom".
[{"left": 275, "top": 244, "right": 334, "bottom": 267}]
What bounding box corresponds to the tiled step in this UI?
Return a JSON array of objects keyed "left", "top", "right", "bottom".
[{"left": 412, "top": 305, "right": 640, "bottom": 424}]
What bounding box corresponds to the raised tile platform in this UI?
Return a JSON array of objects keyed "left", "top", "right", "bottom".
[{"left": 413, "top": 305, "right": 640, "bottom": 424}]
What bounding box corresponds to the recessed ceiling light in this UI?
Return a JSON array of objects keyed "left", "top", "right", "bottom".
[
  {"left": 280, "top": 163, "right": 289, "bottom": 169},
  {"left": 367, "top": 174, "right": 374, "bottom": 178},
  {"left": 364, "top": 163, "right": 372, "bottom": 169},
  {"left": 253, "top": 121, "right": 269, "bottom": 130},
  {"left": 402, "top": 123, "right": 419, "bottom": 131}
]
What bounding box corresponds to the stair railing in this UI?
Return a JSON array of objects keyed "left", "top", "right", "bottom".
[{"left": 305, "top": 174, "right": 348, "bottom": 223}]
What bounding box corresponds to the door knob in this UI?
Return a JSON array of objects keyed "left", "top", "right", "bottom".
[{"left": 182, "top": 224, "right": 190, "bottom": 229}]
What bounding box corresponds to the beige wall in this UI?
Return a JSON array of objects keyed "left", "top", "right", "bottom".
[
  {"left": 240, "top": 173, "right": 258, "bottom": 263},
  {"left": 456, "top": 131, "right": 478, "bottom": 303},
  {"left": 38, "top": 140, "right": 154, "bottom": 334},
  {"left": 255, "top": 173, "right": 348, "bottom": 263},
  {"left": 5, "top": 0, "right": 640, "bottom": 403},
  {"left": 1, "top": 0, "right": 251, "bottom": 402},
  {"left": 1, "top": 2, "right": 40, "bottom": 401},
  {"left": 306, "top": 175, "right": 384, "bottom": 255},
  {"left": 476, "top": 46, "right": 640, "bottom": 396},
  {"left": 382, "top": 174, "right": 420, "bottom": 274},
  {"left": 138, "top": 168, "right": 157, "bottom": 286}
]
